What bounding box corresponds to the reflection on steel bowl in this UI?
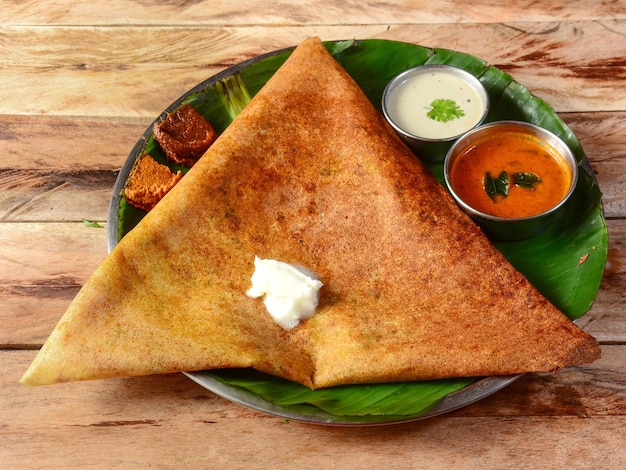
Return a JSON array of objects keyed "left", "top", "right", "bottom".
[
  {"left": 444, "top": 121, "right": 578, "bottom": 241},
  {"left": 382, "top": 64, "right": 489, "bottom": 161}
]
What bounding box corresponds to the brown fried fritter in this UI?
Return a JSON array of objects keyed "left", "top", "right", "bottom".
[
  {"left": 124, "top": 154, "right": 183, "bottom": 211},
  {"left": 153, "top": 104, "right": 218, "bottom": 167}
]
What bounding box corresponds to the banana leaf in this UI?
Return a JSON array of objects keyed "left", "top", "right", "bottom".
[
  {"left": 200, "top": 368, "right": 475, "bottom": 419},
  {"left": 110, "top": 39, "right": 607, "bottom": 422}
]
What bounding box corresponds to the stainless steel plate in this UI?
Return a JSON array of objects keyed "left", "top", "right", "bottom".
[
  {"left": 183, "top": 371, "right": 519, "bottom": 426},
  {"left": 107, "top": 39, "right": 604, "bottom": 425}
]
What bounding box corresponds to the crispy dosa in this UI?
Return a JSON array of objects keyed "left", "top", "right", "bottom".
[{"left": 21, "top": 37, "right": 600, "bottom": 388}]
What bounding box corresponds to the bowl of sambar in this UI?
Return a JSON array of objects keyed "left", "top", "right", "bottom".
[{"left": 443, "top": 121, "right": 578, "bottom": 241}]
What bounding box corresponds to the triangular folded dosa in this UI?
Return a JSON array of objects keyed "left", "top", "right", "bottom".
[{"left": 21, "top": 37, "right": 600, "bottom": 388}]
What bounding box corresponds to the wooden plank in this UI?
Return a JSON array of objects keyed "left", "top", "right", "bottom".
[
  {"left": 0, "top": 21, "right": 624, "bottom": 117},
  {"left": 563, "top": 112, "right": 626, "bottom": 219},
  {"left": 0, "top": 115, "right": 149, "bottom": 170},
  {"left": 1, "top": 110, "right": 624, "bottom": 221},
  {"left": 2, "top": 347, "right": 625, "bottom": 468},
  {"left": 2, "top": 1, "right": 623, "bottom": 467},
  {"left": 0, "top": 222, "right": 107, "bottom": 345},
  {"left": 0, "top": 170, "right": 116, "bottom": 222},
  {"left": 1, "top": 0, "right": 624, "bottom": 25},
  {"left": 451, "top": 344, "right": 626, "bottom": 417},
  {"left": 1, "top": 218, "right": 624, "bottom": 346},
  {"left": 0, "top": 116, "right": 142, "bottom": 221},
  {"left": 4, "top": 21, "right": 623, "bottom": 70},
  {"left": 3, "top": 415, "right": 622, "bottom": 469}
]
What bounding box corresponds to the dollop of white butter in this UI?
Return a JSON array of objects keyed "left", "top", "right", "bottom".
[{"left": 246, "top": 256, "right": 323, "bottom": 329}]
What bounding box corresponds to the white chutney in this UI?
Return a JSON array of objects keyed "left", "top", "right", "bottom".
[{"left": 384, "top": 67, "right": 488, "bottom": 141}]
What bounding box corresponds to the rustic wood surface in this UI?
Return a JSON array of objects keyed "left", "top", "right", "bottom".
[{"left": 1, "top": 1, "right": 624, "bottom": 468}]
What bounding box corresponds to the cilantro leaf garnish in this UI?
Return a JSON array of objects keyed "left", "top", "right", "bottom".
[{"left": 427, "top": 99, "right": 465, "bottom": 123}]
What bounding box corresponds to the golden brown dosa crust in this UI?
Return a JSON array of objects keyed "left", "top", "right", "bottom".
[{"left": 21, "top": 37, "right": 599, "bottom": 388}]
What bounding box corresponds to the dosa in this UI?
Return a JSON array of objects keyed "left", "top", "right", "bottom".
[{"left": 21, "top": 37, "right": 600, "bottom": 388}]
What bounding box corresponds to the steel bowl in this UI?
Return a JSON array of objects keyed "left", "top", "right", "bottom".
[
  {"left": 443, "top": 121, "right": 578, "bottom": 241},
  {"left": 382, "top": 64, "right": 489, "bottom": 162}
]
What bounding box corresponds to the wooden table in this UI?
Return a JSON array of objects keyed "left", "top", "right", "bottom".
[{"left": 2, "top": 1, "right": 625, "bottom": 468}]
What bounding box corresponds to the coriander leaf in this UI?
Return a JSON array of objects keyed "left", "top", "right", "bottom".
[
  {"left": 82, "top": 219, "right": 104, "bottom": 228},
  {"left": 512, "top": 172, "right": 541, "bottom": 190},
  {"left": 484, "top": 171, "right": 509, "bottom": 200},
  {"left": 427, "top": 99, "right": 465, "bottom": 123}
]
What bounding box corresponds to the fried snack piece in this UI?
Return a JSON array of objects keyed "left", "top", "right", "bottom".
[
  {"left": 124, "top": 154, "right": 183, "bottom": 211},
  {"left": 21, "top": 38, "right": 600, "bottom": 389},
  {"left": 153, "top": 104, "right": 218, "bottom": 166}
]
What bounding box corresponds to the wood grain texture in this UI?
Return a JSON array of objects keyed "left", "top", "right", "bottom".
[
  {"left": 0, "top": 115, "right": 149, "bottom": 169},
  {"left": 0, "top": 21, "right": 624, "bottom": 116},
  {"left": 0, "top": 222, "right": 107, "bottom": 345},
  {"left": 2, "top": 0, "right": 625, "bottom": 25},
  {"left": 0, "top": 111, "right": 624, "bottom": 220},
  {"left": 0, "top": 218, "right": 623, "bottom": 346},
  {"left": 2, "top": 348, "right": 625, "bottom": 468},
  {"left": 1, "top": 1, "right": 624, "bottom": 467}
]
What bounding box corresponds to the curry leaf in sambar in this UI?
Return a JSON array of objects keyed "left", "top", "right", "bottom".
[
  {"left": 484, "top": 171, "right": 510, "bottom": 200},
  {"left": 512, "top": 172, "right": 541, "bottom": 189}
]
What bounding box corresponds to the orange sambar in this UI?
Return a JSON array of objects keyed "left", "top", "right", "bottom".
[{"left": 449, "top": 131, "right": 573, "bottom": 218}]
